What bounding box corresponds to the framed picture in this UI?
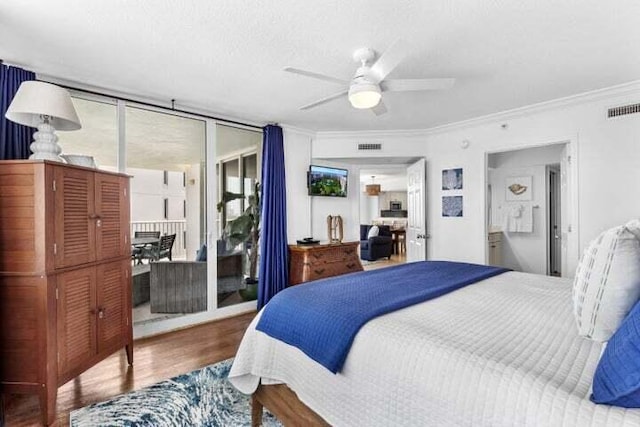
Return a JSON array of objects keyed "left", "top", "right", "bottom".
[
  {"left": 442, "top": 168, "right": 463, "bottom": 190},
  {"left": 442, "top": 196, "right": 463, "bottom": 217},
  {"left": 505, "top": 176, "right": 532, "bottom": 201}
]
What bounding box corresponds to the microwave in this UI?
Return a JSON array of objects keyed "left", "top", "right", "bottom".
[{"left": 390, "top": 201, "right": 402, "bottom": 210}]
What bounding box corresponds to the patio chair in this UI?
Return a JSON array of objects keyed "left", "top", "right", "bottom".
[
  {"left": 156, "top": 233, "right": 176, "bottom": 261},
  {"left": 131, "top": 231, "right": 161, "bottom": 264}
]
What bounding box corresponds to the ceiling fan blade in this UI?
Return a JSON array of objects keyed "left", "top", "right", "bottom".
[
  {"left": 283, "top": 67, "right": 348, "bottom": 85},
  {"left": 371, "top": 100, "right": 388, "bottom": 116},
  {"left": 381, "top": 78, "right": 455, "bottom": 92},
  {"left": 369, "top": 39, "right": 410, "bottom": 82},
  {"left": 300, "top": 89, "right": 349, "bottom": 110}
]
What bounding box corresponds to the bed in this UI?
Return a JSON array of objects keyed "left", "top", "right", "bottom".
[{"left": 229, "top": 266, "right": 640, "bottom": 426}]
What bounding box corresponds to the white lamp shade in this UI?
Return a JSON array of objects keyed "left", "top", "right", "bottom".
[
  {"left": 348, "top": 82, "right": 382, "bottom": 109},
  {"left": 5, "top": 81, "right": 81, "bottom": 130}
]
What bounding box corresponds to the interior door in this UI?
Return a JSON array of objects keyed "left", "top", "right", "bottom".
[{"left": 406, "top": 159, "right": 427, "bottom": 262}]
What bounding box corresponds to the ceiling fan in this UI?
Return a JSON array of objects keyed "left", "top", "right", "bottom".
[{"left": 284, "top": 40, "right": 455, "bottom": 116}]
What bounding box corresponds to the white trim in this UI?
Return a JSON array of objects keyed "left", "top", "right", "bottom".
[
  {"left": 281, "top": 123, "right": 316, "bottom": 137},
  {"left": 482, "top": 137, "right": 580, "bottom": 276},
  {"left": 317, "top": 79, "right": 640, "bottom": 139},
  {"left": 38, "top": 73, "right": 640, "bottom": 139}
]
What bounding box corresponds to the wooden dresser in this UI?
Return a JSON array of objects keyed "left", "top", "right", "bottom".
[
  {"left": 0, "top": 160, "right": 132, "bottom": 425},
  {"left": 289, "top": 241, "right": 363, "bottom": 285}
]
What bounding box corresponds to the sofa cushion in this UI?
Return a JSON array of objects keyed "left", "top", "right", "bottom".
[
  {"left": 367, "top": 225, "right": 380, "bottom": 239},
  {"left": 196, "top": 244, "right": 207, "bottom": 262}
]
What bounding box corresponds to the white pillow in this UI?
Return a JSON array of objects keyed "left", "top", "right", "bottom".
[
  {"left": 367, "top": 225, "right": 380, "bottom": 239},
  {"left": 573, "top": 219, "right": 640, "bottom": 342}
]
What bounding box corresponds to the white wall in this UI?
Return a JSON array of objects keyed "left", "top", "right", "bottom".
[
  {"left": 359, "top": 191, "right": 379, "bottom": 225},
  {"left": 309, "top": 84, "right": 640, "bottom": 277},
  {"left": 310, "top": 160, "right": 360, "bottom": 242},
  {"left": 283, "top": 127, "right": 313, "bottom": 243},
  {"left": 488, "top": 144, "right": 564, "bottom": 274}
]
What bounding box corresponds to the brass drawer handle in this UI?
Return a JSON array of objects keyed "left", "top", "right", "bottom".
[
  {"left": 313, "top": 268, "right": 325, "bottom": 275},
  {"left": 346, "top": 263, "right": 356, "bottom": 269}
]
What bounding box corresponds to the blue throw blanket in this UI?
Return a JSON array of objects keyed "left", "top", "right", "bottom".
[{"left": 256, "top": 261, "right": 509, "bottom": 373}]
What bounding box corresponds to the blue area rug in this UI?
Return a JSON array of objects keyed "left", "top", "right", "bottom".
[{"left": 70, "top": 359, "right": 280, "bottom": 427}]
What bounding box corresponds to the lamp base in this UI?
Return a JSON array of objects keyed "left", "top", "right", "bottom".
[{"left": 29, "top": 122, "right": 64, "bottom": 162}]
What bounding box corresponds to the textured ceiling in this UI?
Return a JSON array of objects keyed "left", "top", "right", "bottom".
[{"left": 1, "top": 1, "right": 639, "bottom": 131}]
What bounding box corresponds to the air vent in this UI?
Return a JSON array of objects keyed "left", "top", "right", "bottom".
[
  {"left": 608, "top": 103, "right": 640, "bottom": 118},
  {"left": 358, "top": 143, "right": 382, "bottom": 151}
]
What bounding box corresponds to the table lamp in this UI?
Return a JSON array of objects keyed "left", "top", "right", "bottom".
[{"left": 5, "top": 81, "right": 81, "bottom": 161}]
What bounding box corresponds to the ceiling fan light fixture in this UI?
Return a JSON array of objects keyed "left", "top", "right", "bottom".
[{"left": 348, "top": 82, "right": 381, "bottom": 109}]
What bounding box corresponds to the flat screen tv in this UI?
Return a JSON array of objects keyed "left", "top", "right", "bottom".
[{"left": 308, "top": 165, "right": 348, "bottom": 197}]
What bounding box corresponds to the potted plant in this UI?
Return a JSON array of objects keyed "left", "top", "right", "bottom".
[{"left": 216, "top": 182, "right": 260, "bottom": 301}]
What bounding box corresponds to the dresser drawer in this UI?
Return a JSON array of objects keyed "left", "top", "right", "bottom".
[
  {"left": 307, "top": 260, "right": 361, "bottom": 282},
  {"left": 306, "top": 246, "right": 356, "bottom": 265},
  {"left": 288, "top": 242, "right": 363, "bottom": 285}
]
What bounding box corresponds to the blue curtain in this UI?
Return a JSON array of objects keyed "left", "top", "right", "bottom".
[
  {"left": 257, "top": 124, "right": 289, "bottom": 309},
  {"left": 0, "top": 64, "right": 36, "bottom": 160}
]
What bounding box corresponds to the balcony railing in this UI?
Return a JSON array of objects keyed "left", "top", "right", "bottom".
[{"left": 131, "top": 220, "right": 186, "bottom": 259}]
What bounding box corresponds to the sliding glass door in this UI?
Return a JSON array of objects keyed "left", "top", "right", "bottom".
[
  {"left": 57, "top": 89, "right": 263, "bottom": 337},
  {"left": 215, "top": 125, "right": 262, "bottom": 308},
  {"left": 125, "top": 105, "right": 207, "bottom": 325}
]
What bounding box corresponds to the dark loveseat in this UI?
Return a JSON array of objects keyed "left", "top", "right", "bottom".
[{"left": 360, "top": 224, "right": 393, "bottom": 261}]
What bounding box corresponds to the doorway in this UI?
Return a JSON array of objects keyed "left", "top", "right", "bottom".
[
  {"left": 358, "top": 167, "right": 408, "bottom": 269},
  {"left": 485, "top": 143, "right": 571, "bottom": 276}
]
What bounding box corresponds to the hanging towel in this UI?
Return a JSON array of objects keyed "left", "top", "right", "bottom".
[
  {"left": 506, "top": 204, "right": 523, "bottom": 232},
  {"left": 518, "top": 203, "right": 533, "bottom": 233},
  {"left": 505, "top": 204, "right": 533, "bottom": 233}
]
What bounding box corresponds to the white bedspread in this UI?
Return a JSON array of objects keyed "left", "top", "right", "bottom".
[{"left": 229, "top": 272, "right": 640, "bottom": 426}]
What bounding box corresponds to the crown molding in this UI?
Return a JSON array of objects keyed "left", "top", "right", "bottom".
[
  {"left": 36, "top": 70, "right": 640, "bottom": 140},
  {"left": 317, "top": 79, "right": 640, "bottom": 140},
  {"left": 280, "top": 124, "right": 316, "bottom": 137}
]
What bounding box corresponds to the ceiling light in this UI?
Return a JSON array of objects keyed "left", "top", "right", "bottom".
[
  {"left": 348, "top": 82, "right": 382, "bottom": 109},
  {"left": 365, "top": 176, "right": 381, "bottom": 196}
]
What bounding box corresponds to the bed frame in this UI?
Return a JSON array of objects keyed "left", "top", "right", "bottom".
[{"left": 251, "top": 384, "right": 329, "bottom": 426}]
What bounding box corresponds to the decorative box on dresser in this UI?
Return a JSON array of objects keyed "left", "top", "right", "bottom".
[
  {"left": 0, "top": 160, "right": 132, "bottom": 426},
  {"left": 289, "top": 241, "right": 363, "bottom": 285}
]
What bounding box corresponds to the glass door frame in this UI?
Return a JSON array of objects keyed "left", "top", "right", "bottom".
[{"left": 68, "top": 89, "right": 260, "bottom": 338}]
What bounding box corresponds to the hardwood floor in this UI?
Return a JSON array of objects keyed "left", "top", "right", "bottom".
[
  {"left": 3, "top": 312, "right": 256, "bottom": 426},
  {"left": 5, "top": 253, "right": 406, "bottom": 426},
  {"left": 361, "top": 252, "right": 407, "bottom": 271}
]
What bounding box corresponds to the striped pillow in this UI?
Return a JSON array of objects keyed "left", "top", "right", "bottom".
[{"left": 573, "top": 219, "right": 640, "bottom": 342}]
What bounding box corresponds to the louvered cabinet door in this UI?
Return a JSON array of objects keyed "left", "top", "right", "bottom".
[
  {"left": 95, "top": 174, "right": 129, "bottom": 261},
  {"left": 96, "top": 260, "right": 130, "bottom": 354},
  {"left": 54, "top": 167, "right": 96, "bottom": 269},
  {"left": 57, "top": 266, "right": 97, "bottom": 378}
]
